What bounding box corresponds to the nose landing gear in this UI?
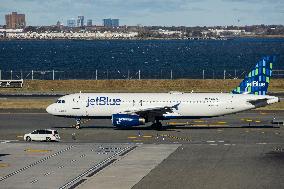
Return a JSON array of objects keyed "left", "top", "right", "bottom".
[
  {"left": 75, "top": 118, "right": 81, "bottom": 129},
  {"left": 73, "top": 118, "right": 91, "bottom": 129}
]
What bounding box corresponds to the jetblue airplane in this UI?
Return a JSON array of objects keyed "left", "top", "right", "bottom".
[{"left": 46, "top": 56, "right": 279, "bottom": 129}]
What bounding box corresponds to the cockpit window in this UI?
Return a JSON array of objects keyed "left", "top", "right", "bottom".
[{"left": 55, "top": 99, "right": 65, "bottom": 103}]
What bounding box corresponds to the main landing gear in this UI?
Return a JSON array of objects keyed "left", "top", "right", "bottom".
[
  {"left": 75, "top": 118, "right": 81, "bottom": 129},
  {"left": 151, "top": 120, "right": 163, "bottom": 130}
]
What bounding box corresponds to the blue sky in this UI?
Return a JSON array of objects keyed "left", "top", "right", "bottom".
[{"left": 0, "top": 0, "right": 283, "bottom": 26}]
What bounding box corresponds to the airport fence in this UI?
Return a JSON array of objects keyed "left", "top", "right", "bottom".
[{"left": 0, "top": 69, "right": 284, "bottom": 80}]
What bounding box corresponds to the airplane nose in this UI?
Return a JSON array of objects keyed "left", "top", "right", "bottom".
[{"left": 46, "top": 104, "right": 54, "bottom": 114}]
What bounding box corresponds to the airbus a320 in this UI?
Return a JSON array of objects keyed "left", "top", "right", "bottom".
[{"left": 46, "top": 56, "right": 279, "bottom": 129}]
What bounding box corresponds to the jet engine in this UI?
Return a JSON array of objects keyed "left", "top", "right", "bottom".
[{"left": 112, "top": 114, "right": 145, "bottom": 127}]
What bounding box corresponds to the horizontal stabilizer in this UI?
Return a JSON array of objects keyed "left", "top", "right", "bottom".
[{"left": 247, "top": 98, "right": 268, "bottom": 108}]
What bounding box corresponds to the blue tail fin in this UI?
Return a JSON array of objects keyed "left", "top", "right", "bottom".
[{"left": 232, "top": 56, "right": 276, "bottom": 95}]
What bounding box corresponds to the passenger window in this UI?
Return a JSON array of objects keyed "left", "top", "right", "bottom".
[
  {"left": 46, "top": 130, "right": 52, "bottom": 134},
  {"left": 38, "top": 130, "right": 45, "bottom": 134}
]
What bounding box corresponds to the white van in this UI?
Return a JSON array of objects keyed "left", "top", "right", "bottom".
[{"left": 24, "top": 129, "right": 60, "bottom": 142}]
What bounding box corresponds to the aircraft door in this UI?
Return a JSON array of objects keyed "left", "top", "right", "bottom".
[{"left": 71, "top": 95, "right": 84, "bottom": 116}]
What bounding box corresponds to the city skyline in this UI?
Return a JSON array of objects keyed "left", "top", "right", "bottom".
[{"left": 0, "top": 0, "right": 283, "bottom": 26}]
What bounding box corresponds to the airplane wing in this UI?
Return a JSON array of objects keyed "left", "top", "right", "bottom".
[{"left": 119, "top": 103, "right": 181, "bottom": 121}]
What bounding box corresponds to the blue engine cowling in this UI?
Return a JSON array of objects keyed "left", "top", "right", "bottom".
[{"left": 112, "top": 114, "right": 145, "bottom": 128}]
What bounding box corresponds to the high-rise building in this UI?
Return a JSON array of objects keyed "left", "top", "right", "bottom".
[
  {"left": 87, "top": 19, "right": 92, "bottom": 27},
  {"left": 103, "top": 18, "right": 112, "bottom": 27},
  {"left": 103, "top": 18, "right": 119, "bottom": 28},
  {"left": 111, "top": 19, "right": 119, "bottom": 27},
  {"left": 5, "top": 12, "right": 26, "bottom": 29},
  {"left": 67, "top": 19, "right": 76, "bottom": 27},
  {"left": 77, "top": 16, "right": 84, "bottom": 27}
]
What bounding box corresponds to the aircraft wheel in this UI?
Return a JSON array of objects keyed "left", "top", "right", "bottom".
[
  {"left": 151, "top": 122, "right": 163, "bottom": 130},
  {"left": 75, "top": 125, "right": 81, "bottom": 129},
  {"left": 46, "top": 137, "right": 51, "bottom": 142},
  {"left": 156, "top": 122, "right": 163, "bottom": 130}
]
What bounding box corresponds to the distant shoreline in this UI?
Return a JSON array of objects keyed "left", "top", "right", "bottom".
[
  {"left": 240, "top": 35, "right": 284, "bottom": 38},
  {"left": 1, "top": 35, "right": 284, "bottom": 41}
]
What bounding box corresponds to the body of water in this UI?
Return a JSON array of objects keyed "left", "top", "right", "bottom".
[{"left": 0, "top": 38, "right": 283, "bottom": 79}]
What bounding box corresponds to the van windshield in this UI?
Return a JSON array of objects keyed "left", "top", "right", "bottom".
[{"left": 31, "top": 130, "right": 39, "bottom": 134}]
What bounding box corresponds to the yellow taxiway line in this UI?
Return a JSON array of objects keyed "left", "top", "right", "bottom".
[
  {"left": 194, "top": 120, "right": 206, "bottom": 123},
  {"left": 142, "top": 135, "right": 153, "bottom": 138},
  {"left": 24, "top": 148, "right": 52, "bottom": 153},
  {"left": 217, "top": 121, "right": 227, "bottom": 124},
  {"left": 0, "top": 163, "right": 10, "bottom": 168},
  {"left": 128, "top": 136, "right": 137, "bottom": 139}
]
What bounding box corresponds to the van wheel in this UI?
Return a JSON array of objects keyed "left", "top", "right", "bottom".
[
  {"left": 26, "top": 136, "right": 31, "bottom": 142},
  {"left": 46, "top": 137, "right": 51, "bottom": 142}
]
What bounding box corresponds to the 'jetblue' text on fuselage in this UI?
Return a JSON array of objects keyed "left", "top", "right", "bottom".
[{"left": 86, "top": 97, "right": 121, "bottom": 107}]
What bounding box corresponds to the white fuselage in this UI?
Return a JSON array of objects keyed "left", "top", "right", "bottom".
[{"left": 46, "top": 92, "right": 279, "bottom": 119}]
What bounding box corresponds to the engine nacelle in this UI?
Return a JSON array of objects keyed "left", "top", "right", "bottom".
[{"left": 112, "top": 114, "right": 145, "bottom": 127}]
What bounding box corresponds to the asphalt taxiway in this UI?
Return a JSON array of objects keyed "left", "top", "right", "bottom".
[
  {"left": 0, "top": 110, "right": 283, "bottom": 189},
  {"left": 0, "top": 110, "right": 282, "bottom": 143}
]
